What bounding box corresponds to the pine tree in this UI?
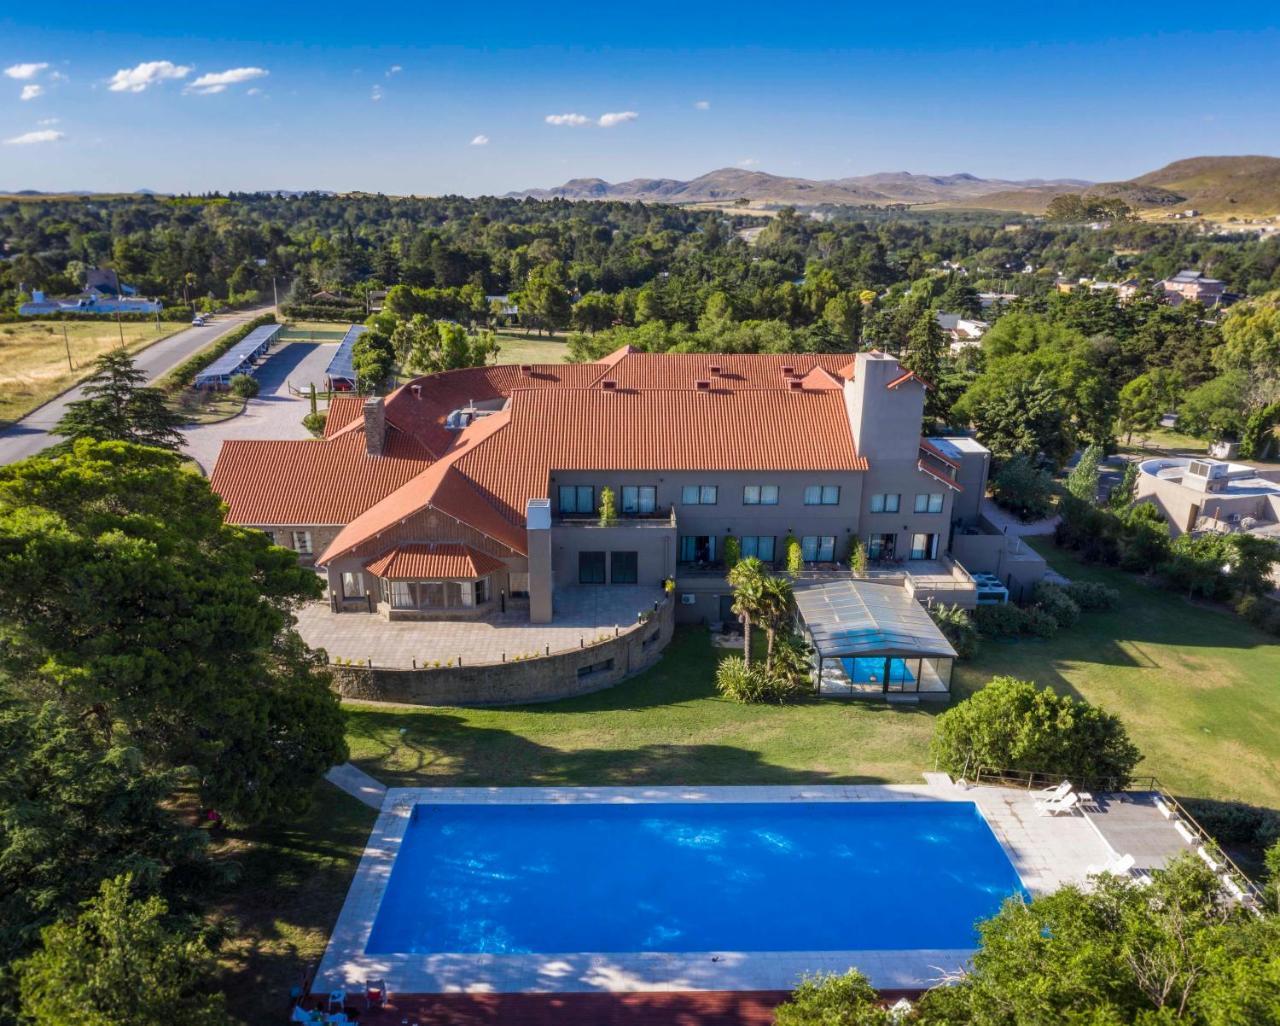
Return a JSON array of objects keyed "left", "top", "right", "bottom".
[{"left": 54, "top": 350, "right": 185, "bottom": 452}]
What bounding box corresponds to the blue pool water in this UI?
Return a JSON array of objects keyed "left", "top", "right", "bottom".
[
  {"left": 841, "top": 657, "right": 916, "bottom": 684},
  {"left": 365, "top": 801, "right": 1025, "bottom": 955}
]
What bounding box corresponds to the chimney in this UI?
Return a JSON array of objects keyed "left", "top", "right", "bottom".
[
  {"left": 601, "top": 379, "right": 618, "bottom": 391},
  {"left": 519, "top": 364, "right": 532, "bottom": 376},
  {"left": 411, "top": 384, "right": 422, "bottom": 399},
  {"left": 694, "top": 379, "right": 711, "bottom": 391},
  {"left": 363, "top": 396, "right": 386, "bottom": 456}
]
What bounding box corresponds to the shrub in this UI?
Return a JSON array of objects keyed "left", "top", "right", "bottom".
[
  {"left": 773, "top": 970, "right": 888, "bottom": 1026},
  {"left": 929, "top": 603, "right": 979, "bottom": 659},
  {"left": 301, "top": 411, "right": 327, "bottom": 436},
  {"left": 1020, "top": 605, "right": 1060, "bottom": 638},
  {"left": 228, "top": 373, "right": 259, "bottom": 398},
  {"left": 990, "top": 455, "right": 1054, "bottom": 521},
  {"left": 1065, "top": 580, "right": 1120, "bottom": 612},
  {"left": 973, "top": 602, "right": 1028, "bottom": 639},
  {"left": 1032, "top": 582, "right": 1080, "bottom": 629},
  {"left": 715, "top": 655, "right": 800, "bottom": 705},
  {"left": 722, "top": 535, "right": 741, "bottom": 569},
  {"left": 1180, "top": 798, "right": 1280, "bottom": 853},
  {"left": 930, "top": 676, "right": 1141, "bottom": 785},
  {"left": 784, "top": 533, "right": 803, "bottom": 574}
]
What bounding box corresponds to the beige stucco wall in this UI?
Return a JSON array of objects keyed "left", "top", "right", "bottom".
[{"left": 328, "top": 595, "right": 675, "bottom": 706}]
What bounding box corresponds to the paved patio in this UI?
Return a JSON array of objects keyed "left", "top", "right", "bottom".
[{"left": 295, "top": 585, "right": 664, "bottom": 667}]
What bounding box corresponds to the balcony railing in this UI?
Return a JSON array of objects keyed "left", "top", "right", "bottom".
[{"left": 557, "top": 508, "right": 676, "bottom": 527}]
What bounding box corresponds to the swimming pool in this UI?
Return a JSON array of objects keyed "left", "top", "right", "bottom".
[{"left": 365, "top": 800, "right": 1025, "bottom": 956}]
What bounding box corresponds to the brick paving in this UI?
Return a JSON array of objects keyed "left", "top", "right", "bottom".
[{"left": 295, "top": 585, "right": 664, "bottom": 668}]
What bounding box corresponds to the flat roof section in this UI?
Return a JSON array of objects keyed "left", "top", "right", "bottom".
[
  {"left": 326, "top": 323, "right": 366, "bottom": 384},
  {"left": 194, "top": 323, "right": 282, "bottom": 384},
  {"left": 794, "top": 578, "right": 958, "bottom": 660}
]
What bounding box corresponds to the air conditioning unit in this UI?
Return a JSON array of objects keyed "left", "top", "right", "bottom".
[{"left": 680, "top": 593, "right": 697, "bottom": 605}]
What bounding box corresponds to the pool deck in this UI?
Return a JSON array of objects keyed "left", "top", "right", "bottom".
[{"left": 313, "top": 780, "right": 1195, "bottom": 999}]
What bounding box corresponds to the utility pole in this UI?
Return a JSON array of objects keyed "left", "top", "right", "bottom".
[
  {"left": 272, "top": 276, "right": 278, "bottom": 309},
  {"left": 62, "top": 323, "right": 72, "bottom": 371}
]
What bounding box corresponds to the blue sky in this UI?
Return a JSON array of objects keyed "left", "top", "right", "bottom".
[{"left": 2, "top": 1, "right": 1278, "bottom": 195}]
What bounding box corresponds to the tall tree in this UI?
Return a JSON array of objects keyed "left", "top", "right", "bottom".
[
  {"left": 727, "top": 557, "right": 766, "bottom": 669},
  {"left": 17, "top": 875, "right": 228, "bottom": 1026},
  {"left": 53, "top": 350, "right": 185, "bottom": 451},
  {"left": 903, "top": 310, "right": 948, "bottom": 421},
  {"left": 0, "top": 441, "right": 346, "bottom": 824}
]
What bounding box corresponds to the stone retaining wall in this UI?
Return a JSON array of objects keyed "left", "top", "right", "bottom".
[{"left": 329, "top": 596, "right": 675, "bottom": 706}]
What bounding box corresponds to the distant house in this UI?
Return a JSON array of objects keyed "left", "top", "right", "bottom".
[
  {"left": 19, "top": 266, "right": 161, "bottom": 316},
  {"left": 977, "top": 291, "right": 1017, "bottom": 311},
  {"left": 366, "top": 289, "right": 388, "bottom": 313},
  {"left": 1158, "top": 269, "right": 1226, "bottom": 306},
  {"left": 1135, "top": 457, "right": 1280, "bottom": 538},
  {"left": 935, "top": 312, "right": 988, "bottom": 352}
]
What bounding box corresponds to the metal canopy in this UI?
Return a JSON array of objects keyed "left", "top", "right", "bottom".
[
  {"left": 195, "top": 323, "right": 282, "bottom": 384},
  {"left": 325, "top": 324, "right": 366, "bottom": 384},
  {"left": 794, "top": 578, "right": 958, "bottom": 660}
]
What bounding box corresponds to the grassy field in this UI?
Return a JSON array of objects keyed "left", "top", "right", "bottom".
[
  {"left": 0, "top": 319, "right": 184, "bottom": 426},
  {"left": 491, "top": 329, "right": 571, "bottom": 365}
]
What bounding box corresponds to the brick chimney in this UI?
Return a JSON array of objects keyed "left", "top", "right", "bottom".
[{"left": 363, "top": 397, "right": 386, "bottom": 456}]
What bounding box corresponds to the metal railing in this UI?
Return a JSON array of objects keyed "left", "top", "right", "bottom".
[{"left": 963, "top": 765, "right": 1262, "bottom": 901}]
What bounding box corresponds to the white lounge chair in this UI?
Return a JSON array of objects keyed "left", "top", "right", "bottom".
[
  {"left": 1087, "top": 852, "right": 1136, "bottom": 877},
  {"left": 1036, "top": 780, "right": 1073, "bottom": 802},
  {"left": 1036, "top": 792, "right": 1080, "bottom": 816}
]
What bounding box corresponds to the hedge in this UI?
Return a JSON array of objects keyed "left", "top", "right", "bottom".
[
  {"left": 157, "top": 313, "right": 278, "bottom": 391},
  {"left": 278, "top": 303, "right": 365, "bottom": 322}
]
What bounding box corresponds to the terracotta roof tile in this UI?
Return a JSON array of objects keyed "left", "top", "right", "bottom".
[
  {"left": 324, "top": 396, "right": 365, "bottom": 437},
  {"left": 592, "top": 353, "right": 854, "bottom": 391},
  {"left": 209, "top": 428, "right": 430, "bottom": 525},
  {"left": 365, "top": 543, "right": 506, "bottom": 580}
]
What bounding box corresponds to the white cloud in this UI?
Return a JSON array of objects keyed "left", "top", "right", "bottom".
[
  {"left": 597, "top": 111, "right": 638, "bottom": 127},
  {"left": 5, "top": 129, "right": 63, "bottom": 145},
  {"left": 545, "top": 112, "right": 590, "bottom": 126},
  {"left": 738, "top": 157, "right": 759, "bottom": 167},
  {"left": 37, "top": 117, "right": 60, "bottom": 125},
  {"left": 185, "top": 66, "right": 268, "bottom": 94},
  {"left": 4, "top": 62, "right": 48, "bottom": 80},
  {"left": 470, "top": 134, "right": 489, "bottom": 146},
  {"left": 108, "top": 60, "right": 191, "bottom": 93},
  {"left": 694, "top": 99, "right": 710, "bottom": 110},
  {"left": 20, "top": 83, "right": 43, "bottom": 101},
  {"left": 246, "top": 87, "right": 262, "bottom": 96},
  {"left": 387, "top": 65, "right": 402, "bottom": 76},
  {"left": 370, "top": 84, "right": 383, "bottom": 101}
]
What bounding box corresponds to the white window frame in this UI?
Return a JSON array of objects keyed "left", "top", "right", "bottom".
[
  {"left": 291, "top": 530, "right": 313, "bottom": 555},
  {"left": 341, "top": 571, "right": 365, "bottom": 598}
]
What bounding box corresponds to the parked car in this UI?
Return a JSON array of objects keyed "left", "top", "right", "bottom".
[{"left": 192, "top": 315, "right": 206, "bottom": 326}]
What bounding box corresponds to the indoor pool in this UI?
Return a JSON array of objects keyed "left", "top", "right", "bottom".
[
  {"left": 841, "top": 656, "right": 916, "bottom": 684},
  {"left": 365, "top": 801, "right": 1025, "bottom": 955}
]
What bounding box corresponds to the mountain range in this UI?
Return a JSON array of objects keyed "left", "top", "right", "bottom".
[
  {"left": 509, "top": 168, "right": 1092, "bottom": 207},
  {"left": 510, "top": 156, "right": 1280, "bottom": 216}
]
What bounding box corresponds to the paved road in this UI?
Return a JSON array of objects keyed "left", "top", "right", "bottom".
[
  {"left": 182, "top": 340, "right": 337, "bottom": 474},
  {"left": 0, "top": 306, "right": 272, "bottom": 465}
]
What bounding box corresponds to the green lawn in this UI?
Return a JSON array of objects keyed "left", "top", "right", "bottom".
[{"left": 490, "top": 329, "right": 571, "bottom": 365}]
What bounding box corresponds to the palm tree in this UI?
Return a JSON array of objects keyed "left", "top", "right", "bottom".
[
  {"left": 727, "top": 557, "right": 766, "bottom": 667},
  {"left": 757, "top": 575, "right": 796, "bottom": 674}
]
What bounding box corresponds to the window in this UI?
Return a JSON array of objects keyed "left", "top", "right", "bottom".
[
  {"left": 620, "top": 486, "right": 657, "bottom": 514},
  {"left": 801, "top": 535, "right": 836, "bottom": 562},
  {"left": 914, "top": 493, "right": 945, "bottom": 514},
  {"left": 869, "top": 493, "right": 900, "bottom": 514},
  {"left": 262, "top": 530, "right": 276, "bottom": 545},
  {"left": 558, "top": 485, "right": 594, "bottom": 514},
  {"left": 742, "top": 484, "right": 779, "bottom": 505},
  {"left": 910, "top": 533, "right": 939, "bottom": 560},
  {"left": 681, "top": 484, "right": 718, "bottom": 505},
  {"left": 341, "top": 572, "right": 365, "bottom": 599},
  {"left": 290, "top": 530, "right": 312, "bottom": 554},
  {"left": 390, "top": 581, "right": 413, "bottom": 608},
  {"left": 475, "top": 578, "right": 487, "bottom": 604},
  {"left": 803, "top": 485, "right": 841, "bottom": 505},
  {"left": 509, "top": 572, "right": 530, "bottom": 597},
  {"left": 739, "top": 535, "right": 776, "bottom": 562},
  {"left": 679, "top": 535, "right": 716, "bottom": 563},
  {"left": 611, "top": 551, "right": 638, "bottom": 584},
  {"left": 868, "top": 533, "right": 897, "bottom": 559},
  {"left": 578, "top": 551, "right": 606, "bottom": 584}
]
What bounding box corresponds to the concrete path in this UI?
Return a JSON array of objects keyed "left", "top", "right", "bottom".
[
  {"left": 0, "top": 306, "right": 272, "bottom": 465},
  {"left": 325, "top": 762, "right": 388, "bottom": 810},
  {"left": 181, "top": 339, "right": 337, "bottom": 473}
]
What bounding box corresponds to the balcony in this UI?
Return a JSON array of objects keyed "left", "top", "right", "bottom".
[{"left": 555, "top": 508, "right": 677, "bottom": 529}]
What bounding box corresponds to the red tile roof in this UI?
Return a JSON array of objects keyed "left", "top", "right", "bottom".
[
  {"left": 324, "top": 396, "right": 365, "bottom": 437},
  {"left": 365, "top": 543, "right": 506, "bottom": 580},
  {"left": 886, "top": 369, "right": 930, "bottom": 390},
  {"left": 210, "top": 427, "right": 430, "bottom": 525},
  {"left": 591, "top": 353, "right": 854, "bottom": 391}
]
